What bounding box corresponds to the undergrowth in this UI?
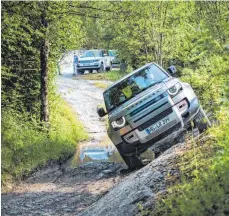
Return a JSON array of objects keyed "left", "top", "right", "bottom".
[{"left": 1, "top": 97, "right": 88, "bottom": 186}]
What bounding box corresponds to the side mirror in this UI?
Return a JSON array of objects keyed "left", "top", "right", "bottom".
[
  {"left": 97, "top": 107, "right": 107, "bottom": 117},
  {"left": 168, "top": 65, "right": 177, "bottom": 75}
]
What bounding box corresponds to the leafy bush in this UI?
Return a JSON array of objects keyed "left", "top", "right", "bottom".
[
  {"left": 180, "top": 55, "right": 229, "bottom": 112},
  {"left": 1, "top": 98, "right": 88, "bottom": 185}
]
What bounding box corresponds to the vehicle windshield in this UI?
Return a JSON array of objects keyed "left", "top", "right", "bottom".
[
  {"left": 81, "top": 50, "right": 102, "bottom": 58},
  {"left": 104, "top": 64, "right": 168, "bottom": 112},
  {"left": 108, "top": 50, "right": 116, "bottom": 57}
]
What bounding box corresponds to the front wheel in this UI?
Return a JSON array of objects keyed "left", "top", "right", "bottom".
[
  {"left": 106, "top": 63, "right": 112, "bottom": 72},
  {"left": 97, "top": 63, "right": 104, "bottom": 73},
  {"left": 118, "top": 151, "right": 144, "bottom": 169},
  {"left": 78, "top": 70, "right": 84, "bottom": 75}
]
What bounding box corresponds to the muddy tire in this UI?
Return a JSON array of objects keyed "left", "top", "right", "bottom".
[
  {"left": 119, "top": 153, "right": 144, "bottom": 169},
  {"left": 194, "top": 107, "right": 211, "bottom": 133}
]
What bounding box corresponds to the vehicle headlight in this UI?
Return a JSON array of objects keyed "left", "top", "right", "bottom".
[
  {"left": 94, "top": 59, "right": 99, "bottom": 62},
  {"left": 111, "top": 116, "right": 126, "bottom": 129},
  {"left": 168, "top": 83, "right": 182, "bottom": 96}
]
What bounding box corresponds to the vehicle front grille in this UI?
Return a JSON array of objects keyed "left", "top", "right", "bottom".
[
  {"left": 80, "top": 60, "right": 95, "bottom": 64},
  {"left": 133, "top": 102, "right": 169, "bottom": 123},
  {"left": 130, "top": 93, "right": 166, "bottom": 117},
  {"left": 138, "top": 107, "right": 173, "bottom": 131}
]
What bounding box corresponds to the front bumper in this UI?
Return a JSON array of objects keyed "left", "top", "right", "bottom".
[
  {"left": 122, "top": 97, "right": 200, "bottom": 144},
  {"left": 109, "top": 90, "right": 200, "bottom": 155},
  {"left": 77, "top": 64, "right": 100, "bottom": 70}
]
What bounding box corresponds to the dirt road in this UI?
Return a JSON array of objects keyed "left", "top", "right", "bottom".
[{"left": 1, "top": 70, "right": 126, "bottom": 216}]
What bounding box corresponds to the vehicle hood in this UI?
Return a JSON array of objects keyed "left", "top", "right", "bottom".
[
  {"left": 108, "top": 78, "right": 179, "bottom": 122},
  {"left": 79, "top": 57, "right": 102, "bottom": 61}
]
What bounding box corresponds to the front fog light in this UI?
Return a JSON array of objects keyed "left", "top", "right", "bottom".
[
  {"left": 111, "top": 116, "right": 126, "bottom": 129},
  {"left": 168, "top": 83, "right": 182, "bottom": 96}
]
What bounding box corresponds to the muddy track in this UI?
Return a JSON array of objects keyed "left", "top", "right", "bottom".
[{"left": 1, "top": 71, "right": 127, "bottom": 216}]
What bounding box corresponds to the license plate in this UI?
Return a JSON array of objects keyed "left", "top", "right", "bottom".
[{"left": 145, "top": 117, "right": 170, "bottom": 135}]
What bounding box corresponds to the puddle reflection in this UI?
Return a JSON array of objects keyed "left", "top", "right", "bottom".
[
  {"left": 71, "top": 136, "right": 155, "bottom": 167},
  {"left": 71, "top": 137, "right": 124, "bottom": 166}
]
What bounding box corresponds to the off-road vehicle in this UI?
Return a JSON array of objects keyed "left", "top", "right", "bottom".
[
  {"left": 97, "top": 63, "right": 211, "bottom": 169},
  {"left": 77, "top": 49, "right": 112, "bottom": 74}
]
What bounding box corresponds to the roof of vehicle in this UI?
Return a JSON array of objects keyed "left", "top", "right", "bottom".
[
  {"left": 85, "top": 49, "right": 105, "bottom": 51},
  {"left": 104, "top": 62, "right": 154, "bottom": 92}
]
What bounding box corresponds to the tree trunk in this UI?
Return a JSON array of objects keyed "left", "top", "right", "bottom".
[{"left": 40, "top": 15, "right": 49, "bottom": 122}]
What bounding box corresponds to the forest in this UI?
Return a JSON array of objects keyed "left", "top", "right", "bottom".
[{"left": 1, "top": 1, "right": 229, "bottom": 215}]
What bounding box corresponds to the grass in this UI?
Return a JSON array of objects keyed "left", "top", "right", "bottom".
[
  {"left": 76, "top": 70, "right": 128, "bottom": 82},
  {"left": 1, "top": 98, "right": 88, "bottom": 187},
  {"left": 93, "top": 81, "right": 109, "bottom": 89}
]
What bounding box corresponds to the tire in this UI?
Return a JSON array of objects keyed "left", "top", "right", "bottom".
[
  {"left": 89, "top": 69, "right": 93, "bottom": 73},
  {"left": 78, "top": 70, "right": 84, "bottom": 75},
  {"left": 116, "top": 144, "right": 144, "bottom": 169},
  {"left": 98, "top": 63, "right": 104, "bottom": 73},
  {"left": 106, "top": 63, "right": 112, "bottom": 72},
  {"left": 120, "top": 153, "right": 144, "bottom": 169},
  {"left": 194, "top": 107, "right": 211, "bottom": 133}
]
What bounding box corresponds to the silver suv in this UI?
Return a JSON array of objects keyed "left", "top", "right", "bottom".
[
  {"left": 78, "top": 49, "right": 112, "bottom": 74},
  {"left": 97, "top": 63, "right": 210, "bottom": 169}
]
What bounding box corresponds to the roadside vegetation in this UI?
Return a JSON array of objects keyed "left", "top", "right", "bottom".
[
  {"left": 80, "top": 70, "right": 127, "bottom": 82},
  {"left": 1, "top": 97, "right": 87, "bottom": 187},
  {"left": 1, "top": 2, "right": 87, "bottom": 187}
]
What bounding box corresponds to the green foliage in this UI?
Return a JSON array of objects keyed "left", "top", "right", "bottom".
[
  {"left": 1, "top": 98, "right": 88, "bottom": 185},
  {"left": 180, "top": 54, "right": 229, "bottom": 111},
  {"left": 1, "top": 1, "right": 88, "bottom": 186}
]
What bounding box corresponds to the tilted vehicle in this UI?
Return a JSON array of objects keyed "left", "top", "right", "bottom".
[
  {"left": 77, "top": 49, "right": 112, "bottom": 74},
  {"left": 97, "top": 63, "right": 211, "bottom": 169}
]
